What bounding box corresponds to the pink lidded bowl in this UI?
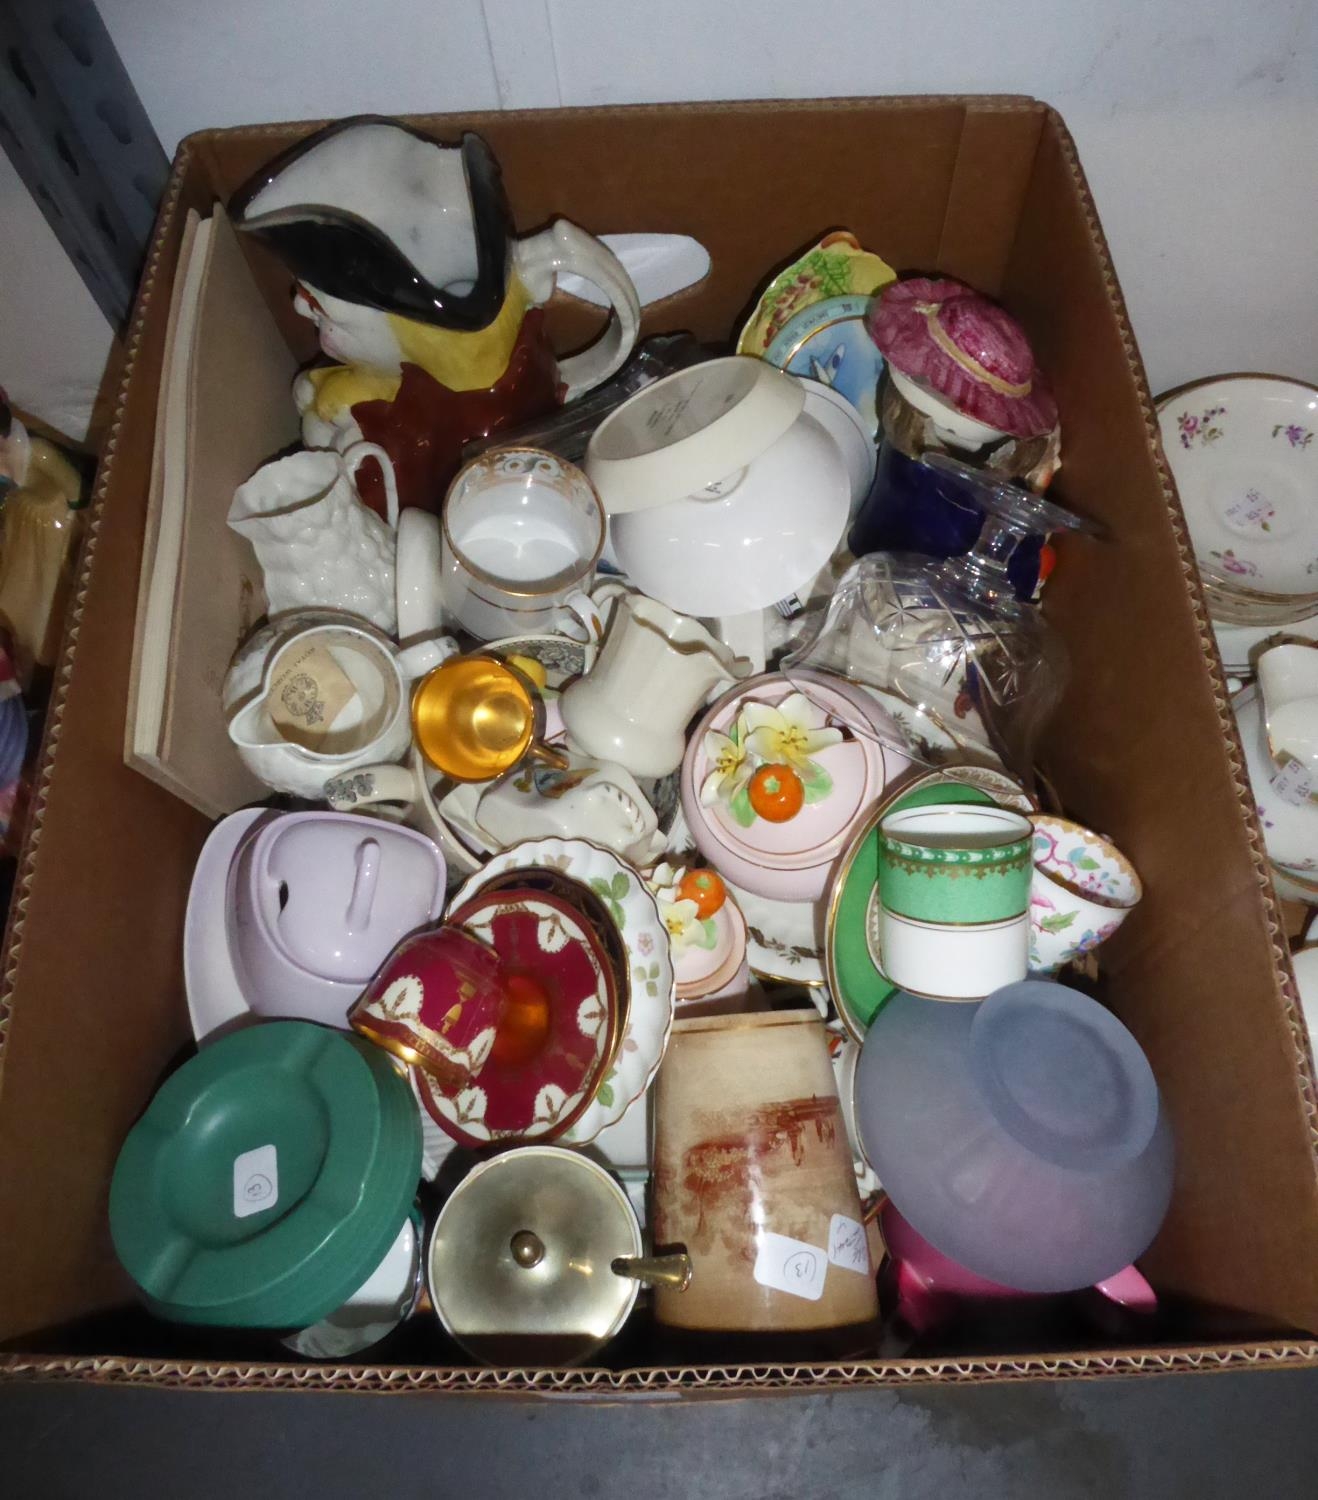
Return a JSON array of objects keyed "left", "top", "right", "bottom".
[{"left": 679, "top": 670, "right": 911, "bottom": 902}]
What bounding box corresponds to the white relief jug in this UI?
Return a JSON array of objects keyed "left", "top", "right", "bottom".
[{"left": 229, "top": 442, "right": 400, "bottom": 633}]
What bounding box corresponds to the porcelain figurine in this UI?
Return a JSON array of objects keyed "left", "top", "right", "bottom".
[
  {"left": 233, "top": 118, "right": 640, "bottom": 513},
  {"left": 229, "top": 442, "right": 401, "bottom": 633},
  {"left": 0, "top": 393, "right": 85, "bottom": 684}
]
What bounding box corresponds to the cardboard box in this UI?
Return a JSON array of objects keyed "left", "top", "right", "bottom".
[{"left": 3, "top": 97, "right": 1317, "bottom": 1393}]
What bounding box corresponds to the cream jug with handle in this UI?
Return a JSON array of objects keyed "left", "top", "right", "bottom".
[
  {"left": 223, "top": 610, "right": 457, "bottom": 799},
  {"left": 1235, "top": 640, "right": 1318, "bottom": 879},
  {"left": 559, "top": 593, "right": 751, "bottom": 779}
]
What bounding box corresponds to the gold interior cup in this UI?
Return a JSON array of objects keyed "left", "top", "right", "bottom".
[{"left": 412, "top": 654, "right": 566, "bottom": 783}]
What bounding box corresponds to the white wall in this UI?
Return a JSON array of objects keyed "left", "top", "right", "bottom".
[
  {"left": 0, "top": 148, "right": 116, "bottom": 439},
  {"left": 12, "top": 0, "right": 1318, "bottom": 433}
]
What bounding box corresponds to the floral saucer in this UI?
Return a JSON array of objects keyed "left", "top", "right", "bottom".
[
  {"left": 448, "top": 837, "right": 675, "bottom": 1144},
  {"left": 416, "top": 889, "right": 619, "bottom": 1149},
  {"left": 726, "top": 877, "right": 828, "bottom": 994},
  {"left": 1158, "top": 376, "right": 1318, "bottom": 601}
]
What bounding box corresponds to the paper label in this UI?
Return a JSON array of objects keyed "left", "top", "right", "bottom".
[
  {"left": 1271, "top": 755, "right": 1314, "bottom": 808},
  {"left": 828, "top": 1213, "right": 871, "bottom": 1275},
  {"left": 232, "top": 1143, "right": 279, "bottom": 1219},
  {"left": 752, "top": 1231, "right": 828, "bottom": 1301},
  {"left": 267, "top": 643, "right": 356, "bottom": 749}
]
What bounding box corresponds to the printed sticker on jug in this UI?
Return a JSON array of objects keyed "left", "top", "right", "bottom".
[
  {"left": 753, "top": 1230, "right": 828, "bottom": 1301},
  {"left": 232, "top": 1144, "right": 279, "bottom": 1219},
  {"left": 828, "top": 1213, "right": 871, "bottom": 1275}
]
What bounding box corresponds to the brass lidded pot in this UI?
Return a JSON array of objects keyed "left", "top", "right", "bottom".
[{"left": 426, "top": 1146, "right": 689, "bottom": 1365}]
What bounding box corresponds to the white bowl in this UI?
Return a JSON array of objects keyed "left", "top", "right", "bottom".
[
  {"left": 587, "top": 358, "right": 851, "bottom": 617},
  {"left": 797, "top": 377, "right": 876, "bottom": 513},
  {"left": 608, "top": 412, "right": 849, "bottom": 617}
]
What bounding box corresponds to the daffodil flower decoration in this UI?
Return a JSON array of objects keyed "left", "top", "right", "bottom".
[
  {"left": 646, "top": 862, "right": 719, "bottom": 954},
  {"left": 709, "top": 691, "right": 843, "bottom": 828}
]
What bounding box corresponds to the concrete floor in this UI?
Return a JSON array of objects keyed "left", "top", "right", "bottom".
[{"left": 2, "top": 1366, "right": 1317, "bottom": 1497}]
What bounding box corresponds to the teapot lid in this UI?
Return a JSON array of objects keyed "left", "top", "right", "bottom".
[
  {"left": 868, "top": 277, "right": 1058, "bottom": 439},
  {"left": 426, "top": 1147, "right": 641, "bottom": 1361},
  {"left": 251, "top": 812, "right": 446, "bottom": 982}
]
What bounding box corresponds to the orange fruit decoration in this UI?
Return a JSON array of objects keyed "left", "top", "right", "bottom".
[
  {"left": 748, "top": 763, "right": 805, "bottom": 822},
  {"left": 677, "top": 867, "right": 727, "bottom": 919}
]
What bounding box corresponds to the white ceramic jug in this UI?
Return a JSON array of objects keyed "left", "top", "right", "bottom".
[
  {"left": 223, "top": 610, "right": 456, "bottom": 799},
  {"left": 1258, "top": 641, "right": 1318, "bottom": 787},
  {"left": 229, "top": 443, "right": 400, "bottom": 633},
  {"left": 1234, "top": 642, "right": 1318, "bottom": 884},
  {"left": 559, "top": 594, "right": 751, "bottom": 778}
]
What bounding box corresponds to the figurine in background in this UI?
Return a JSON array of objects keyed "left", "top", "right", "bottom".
[
  {"left": 233, "top": 117, "right": 639, "bottom": 515},
  {"left": 0, "top": 392, "right": 85, "bottom": 686}
]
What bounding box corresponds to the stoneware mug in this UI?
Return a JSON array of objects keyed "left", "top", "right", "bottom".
[
  {"left": 652, "top": 1008, "right": 878, "bottom": 1340},
  {"left": 440, "top": 448, "right": 606, "bottom": 642},
  {"left": 1029, "top": 815, "right": 1142, "bottom": 974},
  {"left": 876, "top": 802, "right": 1033, "bottom": 1000}
]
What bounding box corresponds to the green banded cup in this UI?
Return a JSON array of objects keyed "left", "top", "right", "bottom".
[{"left": 877, "top": 804, "right": 1033, "bottom": 999}]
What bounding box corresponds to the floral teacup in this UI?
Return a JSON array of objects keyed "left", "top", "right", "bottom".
[{"left": 1029, "top": 815, "right": 1142, "bottom": 974}]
